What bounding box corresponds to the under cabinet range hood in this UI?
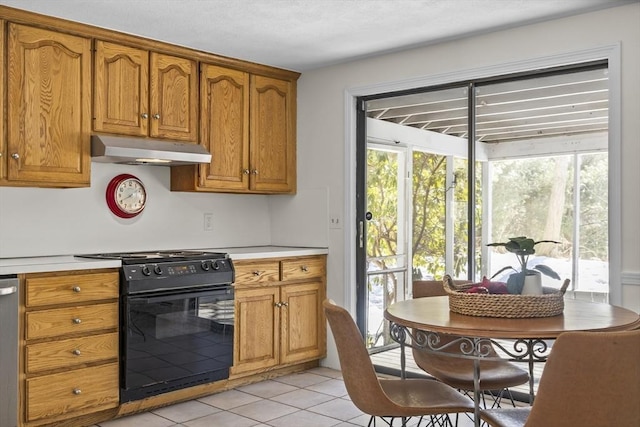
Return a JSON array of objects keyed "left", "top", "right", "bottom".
[{"left": 91, "top": 135, "right": 212, "bottom": 166}]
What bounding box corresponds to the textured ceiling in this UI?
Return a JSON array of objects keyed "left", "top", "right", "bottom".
[{"left": 0, "top": 0, "right": 634, "bottom": 71}]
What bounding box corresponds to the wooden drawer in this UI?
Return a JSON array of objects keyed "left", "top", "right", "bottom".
[
  {"left": 26, "top": 332, "right": 118, "bottom": 374},
  {"left": 26, "top": 272, "right": 119, "bottom": 307},
  {"left": 26, "top": 302, "right": 118, "bottom": 340},
  {"left": 234, "top": 260, "right": 280, "bottom": 284},
  {"left": 281, "top": 256, "right": 326, "bottom": 281},
  {"left": 26, "top": 362, "right": 119, "bottom": 422}
]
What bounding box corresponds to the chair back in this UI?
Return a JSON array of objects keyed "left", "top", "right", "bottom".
[
  {"left": 525, "top": 329, "right": 640, "bottom": 426},
  {"left": 323, "top": 299, "right": 397, "bottom": 415},
  {"left": 412, "top": 278, "right": 471, "bottom": 298}
]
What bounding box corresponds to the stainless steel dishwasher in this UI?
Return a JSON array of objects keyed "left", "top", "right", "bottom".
[{"left": 0, "top": 275, "right": 18, "bottom": 427}]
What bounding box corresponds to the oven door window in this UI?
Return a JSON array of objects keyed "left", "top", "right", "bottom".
[{"left": 122, "top": 288, "right": 234, "bottom": 396}]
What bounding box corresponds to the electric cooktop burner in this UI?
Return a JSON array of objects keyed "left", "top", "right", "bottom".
[{"left": 75, "top": 250, "right": 228, "bottom": 264}]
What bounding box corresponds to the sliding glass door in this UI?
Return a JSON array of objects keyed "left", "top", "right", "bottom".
[{"left": 356, "top": 63, "right": 610, "bottom": 344}]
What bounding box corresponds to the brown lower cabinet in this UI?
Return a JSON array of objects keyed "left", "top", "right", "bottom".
[
  {"left": 20, "top": 269, "right": 120, "bottom": 426},
  {"left": 18, "top": 255, "right": 326, "bottom": 426},
  {"left": 232, "top": 255, "right": 327, "bottom": 376}
]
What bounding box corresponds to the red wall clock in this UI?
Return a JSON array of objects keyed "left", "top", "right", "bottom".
[{"left": 106, "top": 174, "right": 147, "bottom": 218}]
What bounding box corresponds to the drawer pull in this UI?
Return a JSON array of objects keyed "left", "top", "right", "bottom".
[
  {"left": 72, "top": 349, "right": 81, "bottom": 356},
  {"left": 301, "top": 265, "right": 309, "bottom": 272},
  {"left": 72, "top": 318, "right": 82, "bottom": 324},
  {"left": 72, "top": 388, "right": 82, "bottom": 395},
  {"left": 72, "top": 286, "right": 81, "bottom": 293},
  {"left": 253, "top": 271, "right": 263, "bottom": 276}
]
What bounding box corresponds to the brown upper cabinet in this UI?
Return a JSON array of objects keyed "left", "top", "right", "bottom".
[
  {"left": 4, "top": 23, "right": 92, "bottom": 187},
  {"left": 171, "top": 67, "right": 296, "bottom": 194},
  {"left": 94, "top": 40, "right": 198, "bottom": 142}
]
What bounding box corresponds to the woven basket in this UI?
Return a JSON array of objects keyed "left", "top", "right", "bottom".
[{"left": 443, "top": 275, "right": 565, "bottom": 318}]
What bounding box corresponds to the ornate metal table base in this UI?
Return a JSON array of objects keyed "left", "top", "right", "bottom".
[{"left": 389, "top": 324, "right": 551, "bottom": 427}]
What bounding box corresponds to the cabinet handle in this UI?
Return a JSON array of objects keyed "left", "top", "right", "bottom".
[
  {"left": 253, "top": 271, "right": 263, "bottom": 276},
  {"left": 72, "top": 349, "right": 81, "bottom": 356},
  {"left": 141, "top": 113, "right": 149, "bottom": 119},
  {"left": 243, "top": 169, "right": 250, "bottom": 175},
  {"left": 72, "top": 388, "right": 82, "bottom": 395},
  {"left": 152, "top": 114, "right": 160, "bottom": 119},
  {"left": 72, "top": 318, "right": 82, "bottom": 324},
  {"left": 11, "top": 153, "right": 19, "bottom": 160},
  {"left": 251, "top": 169, "right": 259, "bottom": 175},
  {"left": 282, "top": 301, "right": 289, "bottom": 307},
  {"left": 72, "top": 286, "right": 81, "bottom": 293},
  {"left": 301, "top": 265, "right": 309, "bottom": 272},
  {"left": 275, "top": 302, "right": 282, "bottom": 307}
]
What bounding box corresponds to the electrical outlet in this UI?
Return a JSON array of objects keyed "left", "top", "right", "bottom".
[
  {"left": 204, "top": 213, "right": 214, "bottom": 231},
  {"left": 329, "top": 213, "right": 342, "bottom": 229}
]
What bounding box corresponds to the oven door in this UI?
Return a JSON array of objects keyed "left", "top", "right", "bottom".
[{"left": 121, "top": 285, "right": 234, "bottom": 402}]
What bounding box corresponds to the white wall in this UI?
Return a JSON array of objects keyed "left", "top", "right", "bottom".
[
  {"left": 0, "top": 163, "right": 276, "bottom": 257},
  {"left": 294, "top": 3, "right": 640, "bottom": 368}
]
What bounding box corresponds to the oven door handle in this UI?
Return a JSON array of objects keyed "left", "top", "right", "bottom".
[{"left": 134, "top": 289, "right": 233, "bottom": 304}]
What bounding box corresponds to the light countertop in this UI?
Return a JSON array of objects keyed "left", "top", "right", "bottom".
[{"left": 0, "top": 246, "right": 328, "bottom": 275}]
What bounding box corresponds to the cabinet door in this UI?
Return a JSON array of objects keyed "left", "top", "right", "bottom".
[
  {"left": 280, "top": 281, "right": 325, "bottom": 364},
  {"left": 250, "top": 75, "right": 296, "bottom": 193},
  {"left": 232, "top": 286, "right": 280, "bottom": 375},
  {"left": 150, "top": 52, "right": 198, "bottom": 141},
  {"left": 198, "top": 64, "right": 250, "bottom": 190},
  {"left": 6, "top": 24, "right": 91, "bottom": 186},
  {"left": 94, "top": 40, "right": 149, "bottom": 136}
]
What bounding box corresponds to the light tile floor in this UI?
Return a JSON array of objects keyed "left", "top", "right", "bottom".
[{"left": 96, "top": 367, "right": 477, "bottom": 427}]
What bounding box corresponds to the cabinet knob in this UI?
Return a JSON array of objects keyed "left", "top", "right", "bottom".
[
  {"left": 301, "top": 265, "right": 309, "bottom": 272},
  {"left": 243, "top": 169, "right": 250, "bottom": 175},
  {"left": 251, "top": 169, "right": 259, "bottom": 175},
  {"left": 152, "top": 114, "right": 160, "bottom": 119},
  {"left": 282, "top": 301, "right": 289, "bottom": 307},
  {"left": 72, "top": 286, "right": 81, "bottom": 293},
  {"left": 253, "top": 271, "right": 262, "bottom": 276},
  {"left": 72, "top": 349, "right": 81, "bottom": 356},
  {"left": 72, "top": 318, "right": 82, "bottom": 324},
  {"left": 275, "top": 302, "right": 282, "bottom": 307},
  {"left": 72, "top": 388, "right": 82, "bottom": 395},
  {"left": 11, "top": 153, "right": 19, "bottom": 160},
  {"left": 141, "top": 113, "right": 149, "bottom": 119}
]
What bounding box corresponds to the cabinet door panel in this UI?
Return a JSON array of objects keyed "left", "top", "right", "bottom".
[
  {"left": 150, "top": 53, "right": 198, "bottom": 141},
  {"left": 25, "top": 272, "right": 119, "bottom": 307},
  {"left": 26, "top": 363, "right": 119, "bottom": 422},
  {"left": 232, "top": 287, "right": 279, "bottom": 374},
  {"left": 26, "top": 303, "right": 118, "bottom": 340},
  {"left": 280, "top": 282, "right": 325, "bottom": 364},
  {"left": 199, "top": 64, "right": 250, "bottom": 190},
  {"left": 250, "top": 75, "right": 296, "bottom": 193},
  {"left": 26, "top": 332, "right": 118, "bottom": 374},
  {"left": 7, "top": 24, "right": 91, "bottom": 185},
  {"left": 94, "top": 40, "right": 149, "bottom": 136}
]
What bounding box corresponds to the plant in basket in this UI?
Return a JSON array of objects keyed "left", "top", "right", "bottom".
[{"left": 487, "top": 236, "right": 561, "bottom": 295}]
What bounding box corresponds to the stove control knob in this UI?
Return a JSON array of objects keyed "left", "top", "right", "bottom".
[
  {"left": 154, "top": 265, "right": 163, "bottom": 275},
  {"left": 201, "top": 261, "right": 210, "bottom": 271},
  {"left": 141, "top": 265, "right": 151, "bottom": 276},
  {"left": 212, "top": 261, "right": 221, "bottom": 270}
]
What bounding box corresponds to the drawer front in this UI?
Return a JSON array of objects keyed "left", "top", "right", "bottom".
[
  {"left": 234, "top": 260, "right": 280, "bottom": 284},
  {"left": 26, "top": 272, "right": 119, "bottom": 307},
  {"left": 26, "top": 332, "right": 118, "bottom": 374},
  {"left": 26, "top": 303, "right": 118, "bottom": 340},
  {"left": 281, "top": 256, "right": 326, "bottom": 281},
  {"left": 26, "top": 362, "right": 119, "bottom": 422}
]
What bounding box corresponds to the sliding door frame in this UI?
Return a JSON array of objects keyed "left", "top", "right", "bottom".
[{"left": 346, "top": 45, "right": 622, "bottom": 332}]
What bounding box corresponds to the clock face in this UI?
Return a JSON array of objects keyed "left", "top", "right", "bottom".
[{"left": 106, "top": 174, "right": 147, "bottom": 218}]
